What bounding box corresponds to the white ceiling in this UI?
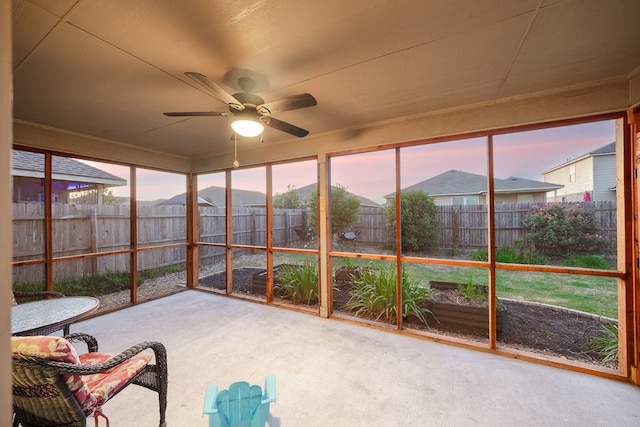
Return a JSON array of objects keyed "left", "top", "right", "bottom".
[{"left": 12, "top": 0, "right": 640, "bottom": 160}]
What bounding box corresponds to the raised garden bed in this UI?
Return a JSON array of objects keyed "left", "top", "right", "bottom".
[
  {"left": 424, "top": 280, "right": 507, "bottom": 334},
  {"left": 200, "top": 267, "right": 613, "bottom": 366}
]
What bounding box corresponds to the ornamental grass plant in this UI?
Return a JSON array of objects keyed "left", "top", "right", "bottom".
[{"left": 343, "top": 266, "right": 435, "bottom": 326}]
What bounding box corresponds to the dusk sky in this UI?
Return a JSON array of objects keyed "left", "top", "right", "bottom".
[{"left": 85, "top": 119, "right": 616, "bottom": 203}]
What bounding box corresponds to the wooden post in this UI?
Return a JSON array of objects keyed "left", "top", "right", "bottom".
[
  {"left": 628, "top": 109, "right": 640, "bottom": 384},
  {"left": 487, "top": 135, "right": 497, "bottom": 349},
  {"left": 266, "top": 166, "right": 273, "bottom": 302},
  {"left": 318, "top": 154, "right": 330, "bottom": 318},
  {"left": 130, "top": 167, "right": 138, "bottom": 304},
  {"left": 186, "top": 173, "right": 199, "bottom": 289}
]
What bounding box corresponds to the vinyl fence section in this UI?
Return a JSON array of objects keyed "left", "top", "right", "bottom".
[{"left": 12, "top": 201, "right": 617, "bottom": 283}]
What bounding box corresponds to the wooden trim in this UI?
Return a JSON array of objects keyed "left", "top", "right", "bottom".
[
  {"left": 265, "top": 166, "right": 273, "bottom": 302},
  {"left": 130, "top": 167, "right": 138, "bottom": 304},
  {"left": 395, "top": 148, "right": 403, "bottom": 331},
  {"left": 225, "top": 170, "right": 232, "bottom": 295},
  {"left": 44, "top": 153, "right": 53, "bottom": 292},
  {"left": 487, "top": 136, "right": 497, "bottom": 348},
  {"left": 631, "top": 109, "right": 640, "bottom": 384},
  {"left": 186, "top": 173, "right": 198, "bottom": 289},
  {"left": 616, "top": 116, "right": 633, "bottom": 378},
  {"left": 318, "top": 153, "right": 330, "bottom": 318}
]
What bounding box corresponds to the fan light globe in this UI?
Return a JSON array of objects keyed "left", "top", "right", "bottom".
[{"left": 231, "top": 119, "right": 264, "bottom": 137}]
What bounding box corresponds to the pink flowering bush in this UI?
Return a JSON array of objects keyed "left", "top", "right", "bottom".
[{"left": 522, "top": 203, "right": 607, "bottom": 257}]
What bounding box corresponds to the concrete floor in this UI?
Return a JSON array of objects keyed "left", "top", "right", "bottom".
[{"left": 72, "top": 290, "right": 640, "bottom": 427}]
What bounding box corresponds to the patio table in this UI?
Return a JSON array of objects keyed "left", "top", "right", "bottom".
[{"left": 11, "top": 296, "right": 99, "bottom": 336}]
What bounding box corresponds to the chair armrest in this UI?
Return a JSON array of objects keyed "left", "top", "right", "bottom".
[
  {"left": 262, "top": 374, "right": 276, "bottom": 404},
  {"left": 64, "top": 332, "right": 99, "bottom": 353},
  {"left": 22, "top": 341, "right": 167, "bottom": 376},
  {"left": 202, "top": 384, "right": 220, "bottom": 415}
]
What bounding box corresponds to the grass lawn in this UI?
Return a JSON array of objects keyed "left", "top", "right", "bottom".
[
  {"left": 331, "top": 258, "right": 618, "bottom": 319},
  {"left": 212, "top": 254, "right": 621, "bottom": 320}
]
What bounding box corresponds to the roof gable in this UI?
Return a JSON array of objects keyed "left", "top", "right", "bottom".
[
  {"left": 544, "top": 141, "right": 615, "bottom": 174},
  {"left": 12, "top": 151, "right": 127, "bottom": 186},
  {"left": 386, "top": 169, "right": 562, "bottom": 198}
]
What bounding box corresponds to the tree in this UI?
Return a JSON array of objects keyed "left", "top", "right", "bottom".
[
  {"left": 307, "top": 184, "right": 360, "bottom": 235},
  {"left": 102, "top": 188, "right": 118, "bottom": 205},
  {"left": 384, "top": 190, "right": 440, "bottom": 253},
  {"left": 273, "top": 185, "right": 304, "bottom": 209}
]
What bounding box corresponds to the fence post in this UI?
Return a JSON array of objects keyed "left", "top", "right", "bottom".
[{"left": 90, "top": 208, "right": 98, "bottom": 274}]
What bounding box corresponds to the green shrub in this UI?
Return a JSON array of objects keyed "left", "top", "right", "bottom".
[
  {"left": 589, "top": 322, "right": 618, "bottom": 364},
  {"left": 275, "top": 261, "right": 318, "bottom": 305},
  {"left": 522, "top": 203, "right": 607, "bottom": 257},
  {"left": 471, "top": 248, "right": 488, "bottom": 261},
  {"left": 562, "top": 254, "right": 611, "bottom": 270},
  {"left": 343, "top": 266, "right": 435, "bottom": 326},
  {"left": 273, "top": 184, "right": 305, "bottom": 209},
  {"left": 384, "top": 190, "right": 440, "bottom": 252},
  {"left": 307, "top": 184, "right": 360, "bottom": 235}
]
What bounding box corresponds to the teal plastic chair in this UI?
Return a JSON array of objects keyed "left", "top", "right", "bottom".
[{"left": 203, "top": 375, "right": 276, "bottom": 427}]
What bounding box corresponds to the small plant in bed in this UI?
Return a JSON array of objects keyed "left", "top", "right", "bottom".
[
  {"left": 589, "top": 322, "right": 619, "bottom": 365},
  {"left": 343, "top": 266, "right": 435, "bottom": 326},
  {"left": 275, "top": 261, "right": 319, "bottom": 305}
]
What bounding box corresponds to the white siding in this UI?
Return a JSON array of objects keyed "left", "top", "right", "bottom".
[
  {"left": 593, "top": 154, "right": 616, "bottom": 201},
  {"left": 545, "top": 157, "right": 594, "bottom": 201}
]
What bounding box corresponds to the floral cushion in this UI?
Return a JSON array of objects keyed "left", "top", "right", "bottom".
[
  {"left": 11, "top": 336, "right": 151, "bottom": 414},
  {"left": 75, "top": 352, "right": 151, "bottom": 407}
]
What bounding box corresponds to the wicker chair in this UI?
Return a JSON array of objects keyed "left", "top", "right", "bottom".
[
  {"left": 11, "top": 333, "right": 168, "bottom": 427},
  {"left": 12, "top": 290, "right": 71, "bottom": 335}
]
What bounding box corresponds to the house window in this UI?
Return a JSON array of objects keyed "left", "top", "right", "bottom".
[
  {"left": 569, "top": 165, "right": 576, "bottom": 183},
  {"left": 517, "top": 194, "right": 534, "bottom": 203},
  {"left": 452, "top": 196, "right": 479, "bottom": 205}
]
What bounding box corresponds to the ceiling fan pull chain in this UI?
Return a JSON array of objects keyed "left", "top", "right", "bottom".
[{"left": 233, "top": 132, "right": 240, "bottom": 168}]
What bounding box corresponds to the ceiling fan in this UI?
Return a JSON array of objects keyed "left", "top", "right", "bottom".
[{"left": 164, "top": 72, "right": 317, "bottom": 138}]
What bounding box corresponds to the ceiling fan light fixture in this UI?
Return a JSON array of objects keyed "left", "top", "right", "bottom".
[{"left": 231, "top": 119, "right": 264, "bottom": 137}]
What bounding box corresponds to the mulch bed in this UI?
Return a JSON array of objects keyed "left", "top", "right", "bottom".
[{"left": 199, "top": 268, "right": 615, "bottom": 367}]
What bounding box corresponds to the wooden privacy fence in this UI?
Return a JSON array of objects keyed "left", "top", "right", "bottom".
[
  {"left": 352, "top": 201, "right": 617, "bottom": 250},
  {"left": 12, "top": 201, "right": 617, "bottom": 283},
  {"left": 12, "top": 204, "right": 308, "bottom": 283}
]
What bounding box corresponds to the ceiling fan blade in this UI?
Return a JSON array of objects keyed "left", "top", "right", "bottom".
[
  {"left": 163, "top": 111, "right": 229, "bottom": 117},
  {"left": 262, "top": 117, "right": 310, "bottom": 138},
  {"left": 184, "top": 72, "right": 244, "bottom": 111},
  {"left": 257, "top": 93, "right": 317, "bottom": 115}
]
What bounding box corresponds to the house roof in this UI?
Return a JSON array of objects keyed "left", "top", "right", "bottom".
[
  {"left": 12, "top": 150, "right": 127, "bottom": 187},
  {"left": 157, "top": 194, "right": 215, "bottom": 207},
  {"left": 162, "top": 186, "right": 267, "bottom": 208},
  {"left": 543, "top": 141, "right": 615, "bottom": 174},
  {"left": 385, "top": 170, "right": 562, "bottom": 198},
  {"left": 163, "top": 183, "right": 381, "bottom": 208},
  {"left": 291, "top": 183, "right": 380, "bottom": 207}
]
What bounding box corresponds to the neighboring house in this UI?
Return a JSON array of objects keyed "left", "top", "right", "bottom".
[
  {"left": 291, "top": 183, "right": 381, "bottom": 207},
  {"left": 543, "top": 142, "right": 616, "bottom": 202},
  {"left": 157, "top": 194, "right": 215, "bottom": 207},
  {"left": 12, "top": 150, "right": 127, "bottom": 204},
  {"left": 163, "top": 184, "right": 381, "bottom": 208},
  {"left": 161, "top": 186, "right": 267, "bottom": 208},
  {"left": 385, "top": 170, "right": 563, "bottom": 205}
]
